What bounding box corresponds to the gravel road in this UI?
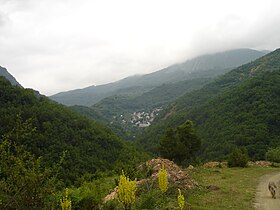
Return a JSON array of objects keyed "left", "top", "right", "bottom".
[{"left": 255, "top": 171, "right": 280, "bottom": 210}]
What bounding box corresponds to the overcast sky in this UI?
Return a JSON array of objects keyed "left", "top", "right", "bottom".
[{"left": 0, "top": 0, "right": 280, "bottom": 95}]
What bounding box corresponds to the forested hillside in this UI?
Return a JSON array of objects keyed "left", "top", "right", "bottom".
[
  {"left": 50, "top": 49, "right": 266, "bottom": 106},
  {"left": 0, "top": 76, "right": 147, "bottom": 184},
  {"left": 71, "top": 78, "right": 210, "bottom": 140},
  {"left": 71, "top": 49, "right": 268, "bottom": 140},
  {"left": 138, "top": 49, "right": 280, "bottom": 160}
]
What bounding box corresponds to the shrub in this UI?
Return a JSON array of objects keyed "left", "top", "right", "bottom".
[
  {"left": 0, "top": 140, "right": 56, "bottom": 209},
  {"left": 228, "top": 147, "right": 248, "bottom": 167},
  {"left": 266, "top": 147, "right": 280, "bottom": 163}
]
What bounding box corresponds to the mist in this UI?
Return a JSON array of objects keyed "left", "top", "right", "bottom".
[{"left": 0, "top": 0, "right": 280, "bottom": 95}]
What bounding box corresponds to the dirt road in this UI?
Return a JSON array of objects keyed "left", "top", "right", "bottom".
[{"left": 255, "top": 171, "right": 280, "bottom": 210}]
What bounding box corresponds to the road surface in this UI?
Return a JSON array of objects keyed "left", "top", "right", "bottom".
[{"left": 255, "top": 171, "right": 280, "bottom": 210}]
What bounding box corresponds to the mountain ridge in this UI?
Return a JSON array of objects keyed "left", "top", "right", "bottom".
[
  {"left": 0, "top": 66, "right": 21, "bottom": 87},
  {"left": 0, "top": 75, "right": 147, "bottom": 184},
  {"left": 50, "top": 48, "right": 266, "bottom": 106},
  {"left": 137, "top": 48, "right": 280, "bottom": 160}
]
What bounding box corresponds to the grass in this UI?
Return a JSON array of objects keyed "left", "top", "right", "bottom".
[
  {"left": 61, "top": 165, "right": 280, "bottom": 209},
  {"left": 186, "top": 166, "right": 280, "bottom": 210}
]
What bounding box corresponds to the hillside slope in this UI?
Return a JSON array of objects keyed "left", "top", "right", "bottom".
[
  {"left": 0, "top": 66, "right": 21, "bottom": 86},
  {"left": 138, "top": 49, "right": 280, "bottom": 160},
  {"left": 0, "top": 76, "right": 146, "bottom": 184},
  {"left": 50, "top": 49, "right": 266, "bottom": 106}
]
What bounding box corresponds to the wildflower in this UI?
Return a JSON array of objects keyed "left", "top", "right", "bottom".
[
  {"left": 118, "top": 170, "right": 137, "bottom": 209},
  {"left": 60, "top": 188, "right": 71, "bottom": 210},
  {"left": 158, "top": 164, "right": 168, "bottom": 193},
  {"left": 178, "top": 188, "right": 185, "bottom": 210}
]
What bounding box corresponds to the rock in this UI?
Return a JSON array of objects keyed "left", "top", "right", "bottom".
[
  {"left": 203, "top": 161, "right": 227, "bottom": 168},
  {"left": 255, "top": 161, "right": 272, "bottom": 167},
  {"left": 103, "top": 158, "right": 198, "bottom": 203},
  {"left": 207, "top": 185, "right": 220, "bottom": 191},
  {"left": 141, "top": 158, "right": 198, "bottom": 189},
  {"left": 188, "top": 165, "right": 194, "bottom": 169},
  {"left": 103, "top": 186, "right": 118, "bottom": 203}
]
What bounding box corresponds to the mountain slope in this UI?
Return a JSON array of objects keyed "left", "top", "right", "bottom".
[
  {"left": 0, "top": 66, "right": 21, "bottom": 86},
  {"left": 0, "top": 76, "right": 147, "bottom": 184},
  {"left": 50, "top": 49, "right": 266, "bottom": 106},
  {"left": 70, "top": 78, "right": 211, "bottom": 140},
  {"left": 137, "top": 49, "right": 280, "bottom": 160}
]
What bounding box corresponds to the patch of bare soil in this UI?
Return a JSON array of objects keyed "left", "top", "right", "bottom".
[{"left": 254, "top": 171, "right": 280, "bottom": 210}]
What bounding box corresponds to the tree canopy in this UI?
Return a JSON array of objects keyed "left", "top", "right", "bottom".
[{"left": 159, "top": 120, "right": 201, "bottom": 165}]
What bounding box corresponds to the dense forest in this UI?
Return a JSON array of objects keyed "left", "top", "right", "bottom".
[
  {"left": 137, "top": 49, "right": 280, "bottom": 161},
  {"left": 72, "top": 78, "right": 211, "bottom": 140},
  {"left": 0, "top": 77, "right": 147, "bottom": 185}
]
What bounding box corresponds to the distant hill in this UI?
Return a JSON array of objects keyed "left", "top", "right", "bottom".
[
  {"left": 0, "top": 66, "right": 21, "bottom": 87},
  {"left": 0, "top": 76, "right": 147, "bottom": 184},
  {"left": 137, "top": 49, "right": 280, "bottom": 161},
  {"left": 50, "top": 49, "right": 266, "bottom": 106}
]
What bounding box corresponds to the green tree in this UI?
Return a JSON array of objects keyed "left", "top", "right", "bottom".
[
  {"left": 0, "top": 116, "right": 60, "bottom": 209},
  {"left": 159, "top": 120, "right": 201, "bottom": 165},
  {"left": 266, "top": 147, "right": 280, "bottom": 163},
  {"left": 228, "top": 147, "right": 248, "bottom": 167},
  {"left": 0, "top": 139, "right": 56, "bottom": 209}
]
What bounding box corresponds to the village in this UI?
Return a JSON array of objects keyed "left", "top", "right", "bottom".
[
  {"left": 130, "top": 108, "right": 162, "bottom": 127},
  {"left": 112, "top": 108, "right": 163, "bottom": 128}
]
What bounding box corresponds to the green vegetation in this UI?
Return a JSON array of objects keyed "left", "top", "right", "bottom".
[
  {"left": 117, "top": 171, "right": 137, "bottom": 209},
  {"left": 266, "top": 147, "right": 280, "bottom": 163},
  {"left": 60, "top": 189, "right": 72, "bottom": 210},
  {"left": 138, "top": 49, "right": 280, "bottom": 161},
  {"left": 159, "top": 120, "right": 201, "bottom": 165},
  {"left": 228, "top": 147, "right": 249, "bottom": 167},
  {"left": 0, "top": 76, "right": 149, "bottom": 208},
  {"left": 0, "top": 48, "right": 278, "bottom": 209},
  {"left": 70, "top": 49, "right": 267, "bottom": 141},
  {"left": 188, "top": 166, "right": 279, "bottom": 210},
  {"left": 0, "top": 139, "right": 56, "bottom": 209},
  {"left": 72, "top": 78, "right": 211, "bottom": 140},
  {"left": 0, "top": 76, "right": 147, "bottom": 184}
]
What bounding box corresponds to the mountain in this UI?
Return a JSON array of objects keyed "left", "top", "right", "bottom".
[
  {"left": 0, "top": 66, "right": 21, "bottom": 87},
  {"left": 70, "top": 78, "right": 211, "bottom": 140},
  {"left": 0, "top": 75, "right": 147, "bottom": 184},
  {"left": 50, "top": 49, "right": 266, "bottom": 106},
  {"left": 137, "top": 48, "right": 280, "bottom": 161}
]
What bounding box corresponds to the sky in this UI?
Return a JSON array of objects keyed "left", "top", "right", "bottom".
[{"left": 0, "top": 0, "right": 280, "bottom": 95}]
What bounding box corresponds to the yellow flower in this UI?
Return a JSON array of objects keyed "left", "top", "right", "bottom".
[
  {"left": 118, "top": 170, "right": 137, "bottom": 209},
  {"left": 178, "top": 188, "right": 185, "bottom": 210},
  {"left": 60, "top": 188, "right": 71, "bottom": 210},
  {"left": 158, "top": 164, "right": 168, "bottom": 193}
]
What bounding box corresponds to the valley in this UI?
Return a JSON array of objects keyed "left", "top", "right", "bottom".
[{"left": 1, "top": 48, "right": 280, "bottom": 209}]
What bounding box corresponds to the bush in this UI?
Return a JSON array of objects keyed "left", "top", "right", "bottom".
[
  {"left": 266, "top": 147, "right": 280, "bottom": 163},
  {"left": 228, "top": 147, "right": 248, "bottom": 167}
]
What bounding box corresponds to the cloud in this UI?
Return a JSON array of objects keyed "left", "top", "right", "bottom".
[
  {"left": 0, "top": 13, "right": 5, "bottom": 26},
  {"left": 0, "top": 0, "right": 280, "bottom": 95}
]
